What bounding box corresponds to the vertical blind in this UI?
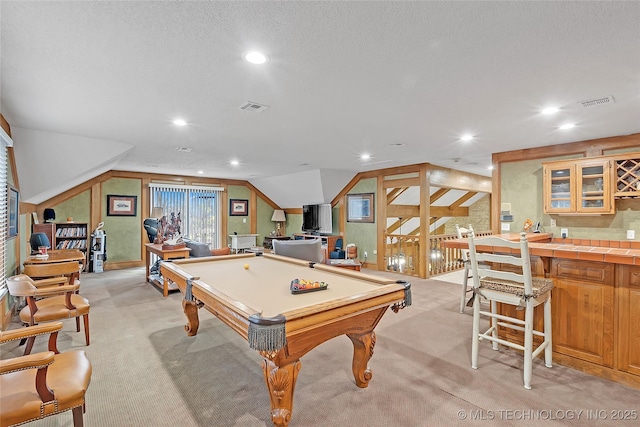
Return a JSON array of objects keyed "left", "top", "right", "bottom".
[
  {"left": 149, "top": 183, "right": 222, "bottom": 248},
  {"left": 1, "top": 128, "right": 13, "bottom": 294}
]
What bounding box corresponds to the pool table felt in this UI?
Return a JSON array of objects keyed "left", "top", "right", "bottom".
[{"left": 169, "top": 254, "right": 399, "bottom": 318}]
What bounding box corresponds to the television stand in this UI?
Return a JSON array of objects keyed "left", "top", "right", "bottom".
[{"left": 294, "top": 233, "right": 343, "bottom": 253}]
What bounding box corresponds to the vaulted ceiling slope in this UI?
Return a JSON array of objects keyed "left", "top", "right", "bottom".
[{"left": 2, "top": 2, "right": 639, "bottom": 205}]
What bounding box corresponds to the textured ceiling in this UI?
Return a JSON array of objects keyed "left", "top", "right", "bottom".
[{"left": 2, "top": 1, "right": 639, "bottom": 206}]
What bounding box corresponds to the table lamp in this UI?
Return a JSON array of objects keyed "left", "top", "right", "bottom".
[
  {"left": 151, "top": 207, "right": 165, "bottom": 243},
  {"left": 271, "top": 209, "right": 286, "bottom": 236}
]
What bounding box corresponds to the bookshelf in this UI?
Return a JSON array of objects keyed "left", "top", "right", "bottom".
[{"left": 33, "top": 222, "right": 89, "bottom": 268}]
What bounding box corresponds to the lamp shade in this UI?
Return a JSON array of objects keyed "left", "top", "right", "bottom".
[
  {"left": 271, "top": 210, "right": 286, "bottom": 222},
  {"left": 151, "top": 207, "right": 164, "bottom": 218}
]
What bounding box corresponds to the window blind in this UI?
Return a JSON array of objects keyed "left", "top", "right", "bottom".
[
  {"left": 150, "top": 183, "right": 221, "bottom": 248},
  {"left": 0, "top": 128, "right": 14, "bottom": 295}
]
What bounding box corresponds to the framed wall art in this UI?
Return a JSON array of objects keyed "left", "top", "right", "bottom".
[
  {"left": 107, "top": 195, "right": 138, "bottom": 216},
  {"left": 7, "top": 184, "right": 18, "bottom": 238},
  {"left": 347, "top": 193, "right": 374, "bottom": 223},
  {"left": 229, "top": 199, "right": 248, "bottom": 216}
]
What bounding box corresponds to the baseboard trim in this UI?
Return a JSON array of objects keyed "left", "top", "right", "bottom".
[{"left": 553, "top": 352, "right": 640, "bottom": 390}]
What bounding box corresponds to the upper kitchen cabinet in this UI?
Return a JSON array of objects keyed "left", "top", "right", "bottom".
[{"left": 543, "top": 158, "right": 614, "bottom": 215}]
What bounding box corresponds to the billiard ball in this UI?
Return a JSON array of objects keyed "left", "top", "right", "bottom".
[{"left": 244, "top": 263, "right": 250, "bottom": 270}]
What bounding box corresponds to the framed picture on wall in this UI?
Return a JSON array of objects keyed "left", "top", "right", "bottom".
[
  {"left": 229, "top": 199, "right": 248, "bottom": 216},
  {"left": 107, "top": 195, "right": 138, "bottom": 216},
  {"left": 347, "top": 193, "right": 374, "bottom": 223},
  {"left": 7, "top": 184, "right": 18, "bottom": 238}
]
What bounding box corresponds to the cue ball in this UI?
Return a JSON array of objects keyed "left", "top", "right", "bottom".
[{"left": 244, "top": 263, "right": 250, "bottom": 270}]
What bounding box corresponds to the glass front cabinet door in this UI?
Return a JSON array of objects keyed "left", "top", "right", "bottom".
[
  {"left": 543, "top": 159, "right": 614, "bottom": 215},
  {"left": 576, "top": 160, "right": 613, "bottom": 214},
  {"left": 544, "top": 163, "right": 575, "bottom": 213}
]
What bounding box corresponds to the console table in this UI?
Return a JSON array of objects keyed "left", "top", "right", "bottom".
[
  {"left": 145, "top": 243, "right": 191, "bottom": 297},
  {"left": 229, "top": 234, "right": 259, "bottom": 253}
]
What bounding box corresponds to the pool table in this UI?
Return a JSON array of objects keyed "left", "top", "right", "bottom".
[{"left": 160, "top": 253, "right": 411, "bottom": 427}]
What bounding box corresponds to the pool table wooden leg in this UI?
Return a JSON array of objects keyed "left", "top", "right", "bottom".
[
  {"left": 347, "top": 330, "right": 376, "bottom": 388},
  {"left": 261, "top": 358, "right": 301, "bottom": 427},
  {"left": 182, "top": 299, "right": 199, "bottom": 336}
]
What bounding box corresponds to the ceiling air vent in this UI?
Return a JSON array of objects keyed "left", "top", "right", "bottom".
[
  {"left": 239, "top": 101, "right": 270, "bottom": 113},
  {"left": 175, "top": 147, "right": 192, "bottom": 152},
  {"left": 579, "top": 96, "right": 615, "bottom": 108}
]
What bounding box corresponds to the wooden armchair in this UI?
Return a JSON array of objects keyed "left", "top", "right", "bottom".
[
  {"left": 23, "top": 260, "right": 82, "bottom": 287},
  {"left": 7, "top": 274, "right": 90, "bottom": 355},
  {"left": 0, "top": 322, "right": 92, "bottom": 427}
]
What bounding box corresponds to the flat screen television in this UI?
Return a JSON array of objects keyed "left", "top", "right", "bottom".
[{"left": 302, "top": 203, "right": 332, "bottom": 234}]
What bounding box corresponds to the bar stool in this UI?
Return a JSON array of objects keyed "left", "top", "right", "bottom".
[{"left": 467, "top": 227, "right": 554, "bottom": 389}]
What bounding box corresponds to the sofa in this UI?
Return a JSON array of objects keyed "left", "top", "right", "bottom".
[{"left": 272, "top": 238, "right": 324, "bottom": 263}]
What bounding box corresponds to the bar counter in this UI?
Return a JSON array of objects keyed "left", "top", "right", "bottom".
[{"left": 444, "top": 232, "right": 640, "bottom": 389}]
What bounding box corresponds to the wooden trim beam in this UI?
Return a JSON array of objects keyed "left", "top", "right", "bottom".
[
  {"left": 383, "top": 177, "right": 420, "bottom": 188},
  {"left": 386, "top": 187, "right": 408, "bottom": 204},
  {"left": 419, "top": 163, "right": 430, "bottom": 278},
  {"left": 493, "top": 133, "right": 640, "bottom": 164},
  {"left": 430, "top": 188, "right": 449, "bottom": 204},
  {"left": 387, "top": 204, "right": 420, "bottom": 218},
  {"left": 376, "top": 175, "right": 386, "bottom": 269},
  {"left": 429, "top": 164, "right": 492, "bottom": 192},
  {"left": 430, "top": 206, "right": 470, "bottom": 217},
  {"left": 449, "top": 192, "right": 477, "bottom": 210}
]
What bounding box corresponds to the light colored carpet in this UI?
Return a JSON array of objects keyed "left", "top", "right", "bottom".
[{"left": 3, "top": 266, "right": 640, "bottom": 426}]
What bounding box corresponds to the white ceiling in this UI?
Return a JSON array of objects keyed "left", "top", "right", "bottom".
[{"left": 2, "top": 1, "right": 639, "bottom": 206}]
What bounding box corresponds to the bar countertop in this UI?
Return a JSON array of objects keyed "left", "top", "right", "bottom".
[{"left": 445, "top": 232, "right": 640, "bottom": 266}]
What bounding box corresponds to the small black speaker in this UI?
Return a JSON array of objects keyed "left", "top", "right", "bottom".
[{"left": 43, "top": 208, "right": 56, "bottom": 222}]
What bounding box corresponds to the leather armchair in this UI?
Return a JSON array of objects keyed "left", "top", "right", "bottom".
[
  {"left": 329, "top": 238, "right": 345, "bottom": 259},
  {"left": 7, "top": 274, "right": 90, "bottom": 355},
  {"left": 211, "top": 247, "right": 231, "bottom": 256},
  {"left": 0, "top": 321, "right": 92, "bottom": 427}
]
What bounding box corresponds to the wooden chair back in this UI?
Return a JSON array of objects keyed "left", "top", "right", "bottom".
[{"left": 23, "top": 261, "right": 81, "bottom": 284}]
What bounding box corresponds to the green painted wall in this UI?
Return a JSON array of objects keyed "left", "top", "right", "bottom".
[
  {"left": 102, "top": 178, "right": 142, "bottom": 262},
  {"left": 287, "top": 213, "right": 303, "bottom": 236},
  {"left": 345, "top": 178, "right": 377, "bottom": 262},
  {"left": 256, "top": 197, "right": 272, "bottom": 246},
  {"left": 501, "top": 152, "right": 640, "bottom": 240},
  {"left": 54, "top": 190, "right": 91, "bottom": 224},
  {"left": 227, "top": 185, "right": 251, "bottom": 246}
]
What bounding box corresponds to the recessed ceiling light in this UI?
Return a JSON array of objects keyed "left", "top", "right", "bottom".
[
  {"left": 488, "top": 165, "right": 494, "bottom": 171},
  {"left": 460, "top": 134, "right": 474, "bottom": 142},
  {"left": 172, "top": 119, "right": 187, "bottom": 126},
  {"left": 360, "top": 153, "right": 371, "bottom": 161},
  {"left": 559, "top": 123, "right": 575, "bottom": 130},
  {"left": 197, "top": 170, "right": 204, "bottom": 174},
  {"left": 542, "top": 107, "right": 560, "bottom": 115},
  {"left": 230, "top": 160, "right": 240, "bottom": 166},
  {"left": 244, "top": 51, "right": 268, "bottom": 65}
]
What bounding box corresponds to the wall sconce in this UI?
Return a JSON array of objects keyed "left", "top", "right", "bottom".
[{"left": 271, "top": 209, "right": 286, "bottom": 236}]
